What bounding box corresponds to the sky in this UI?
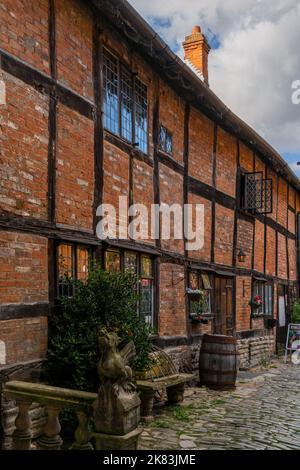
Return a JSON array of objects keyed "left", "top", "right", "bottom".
[{"left": 129, "top": 0, "right": 300, "bottom": 177}]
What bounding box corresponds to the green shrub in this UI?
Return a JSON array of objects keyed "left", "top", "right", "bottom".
[
  {"left": 292, "top": 300, "right": 300, "bottom": 324},
  {"left": 43, "top": 264, "right": 154, "bottom": 392}
]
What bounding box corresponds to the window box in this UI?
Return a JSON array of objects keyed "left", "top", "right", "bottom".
[{"left": 189, "top": 313, "right": 211, "bottom": 324}]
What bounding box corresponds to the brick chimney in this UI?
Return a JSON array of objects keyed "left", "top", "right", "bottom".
[{"left": 183, "top": 26, "right": 211, "bottom": 85}]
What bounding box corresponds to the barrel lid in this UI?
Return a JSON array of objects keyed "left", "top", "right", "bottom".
[{"left": 202, "top": 334, "right": 237, "bottom": 345}]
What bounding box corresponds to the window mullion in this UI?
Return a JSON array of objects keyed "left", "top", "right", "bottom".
[
  {"left": 132, "top": 75, "right": 136, "bottom": 145},
  {"left": 118, "top": 61, "right": 122, "bottom": 136}
]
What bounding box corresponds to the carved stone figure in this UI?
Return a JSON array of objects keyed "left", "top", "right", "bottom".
[{"left": 93, "top": 330, "right": 141, "bottom": 438}]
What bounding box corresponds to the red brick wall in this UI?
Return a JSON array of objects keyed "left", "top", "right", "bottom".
[
  {"left": 266, "top": 226, "right": 276, "bottom": 276},
  {"left": 56, "top": 104, "right": 94, "bottom": 230},
  {"left": 159, "top": 81, "right": 184, "bottom": 164},
  {"left": 240, "top": 143, "right": 253, "bottom": 172},
  {"left": 0, "top": 317, "right": 48, "bottom": 365},
  {"left": 236, "top": 219, "right": 253, "bottom": 270},
  {"left": 132, "top": 160, "right": 155, "bottom": 244},
  {"left": 158, "top": 262, "right": 186, "bottom": 337},
  {"left": 0, "top": 72, "right": 49, "bottom": 219},
  {"left": 214, "top": 204, "right": 234, "bottom": 265},
  {"left": 253, "top": 219, "right": 264, "bottom": 273},
  {"left": 0, "top": 0, "right": 50, "bottom": 74},
  {"left": 187, "top": 193, "right": 211, "bottom": 262},
  {"left": 188, "top": 107, "right": 214, "bottom": 185},
  {"left": 159, "top": 164, "right": 184, "bottom": 254},
  {"left": 236, "top": 276, "right": 251, "bottom": 331},
  {"left": 277, "top": 178, "right": 288, "bottom": 228},
  {"left": 102, "top": 141, "right": 129, "bottom": 236},
  {"left": 268, "top": 168, "right": 278, "bottom": 222},
  {"left": 277, "top": 233, "right": 287, "bottom": 279},
  {"left": 216, "top": 128, "right": 237, "bottom": 198},
  {"left": 0, "top": 231, "right": 48, "bottom": 304},
  {"left": 288, "top": 209, "right": 296, "bottom": 234},
  {"left": 56, "top": 0, "right": 93, "bottom": 100},
  {"left": 288, "top": 238, "right": 297, "bottom": 281}
]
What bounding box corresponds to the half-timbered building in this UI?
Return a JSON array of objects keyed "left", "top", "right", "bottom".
[{"left": 0, "top": 0, "right": 299, "bottom": 390}]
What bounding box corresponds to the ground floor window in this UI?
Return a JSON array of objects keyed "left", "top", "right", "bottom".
[
  {"left": 57, "top": 243, "right": 92, "bottom": 298},
  {"left": 105, "top": 249, "right": 155, "bottom": 326},
  {"left": 188, "top": 270, "right": 212, "bottom": 315},
  {"left": 253, "top": 280, "right": 273, "bottom": 316}
]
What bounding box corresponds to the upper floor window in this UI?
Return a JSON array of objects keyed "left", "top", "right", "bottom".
[
  {"left": 240, "top": 171, "right": 272, "bottom": 214},
  {"left": 57, "top": 243, "right": 92, "bottom": 298},
  {"left": 105, "top": 249, "right": 154, "bottom": 326},
  {"left": 159, "top": 125, "right": 173, "bottom": 155},
  {"left": 103, "top": 49, "right": 148, "bottom": 154}
]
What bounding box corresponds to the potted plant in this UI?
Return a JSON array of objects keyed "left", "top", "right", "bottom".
[
  {"left": 249, "top": 295, "right": 262, "bottom": 310},
  {"left": 189, "top": 291, "right": 211, "bottom": 324}
]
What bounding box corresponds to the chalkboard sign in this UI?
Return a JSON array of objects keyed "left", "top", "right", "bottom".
[{"left": 284, "top": 323, "right": 300, "bottom": 363}]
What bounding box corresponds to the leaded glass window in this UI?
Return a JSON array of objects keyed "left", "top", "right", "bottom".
[
  {"left": 103, "top": 50, "right": 119, "bottom": 134},
  {"left": 57, "top": 244, "right": 92, "bottom": 298},
  {"left": 103, "top": 49, "right": 148, "bottom": 153}
]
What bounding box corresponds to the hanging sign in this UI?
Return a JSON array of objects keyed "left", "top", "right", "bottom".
[{"left": 284, "top": 323, "right": 300, "bottom": 363}]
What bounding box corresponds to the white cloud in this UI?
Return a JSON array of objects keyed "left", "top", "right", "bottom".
[{"left": 129, "top": 0, "right": 300, "bottom": 167}]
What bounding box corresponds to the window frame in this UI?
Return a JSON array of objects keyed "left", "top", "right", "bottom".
[
  {"left": 188, "top": 270, "right": 213, "bottom": 316},
  {"left": 104, "top": 248, "right": 156, "bottom": 327},
  {"left": 56, "top": 242, "right": 93, "bottom": 299},
  {"left": 252, "top": 280, "right": 273, "bottom": 317},
  {"left": 103, "top": 47, "right": 149, "bottom": 154},
  {"left": 159, "top": 124, "right": 173, "bottom": 155}
]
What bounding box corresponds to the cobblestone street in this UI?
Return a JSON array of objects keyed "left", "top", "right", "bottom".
[{"left": 139, "top": 360, "right": 300, "bottom": 450}]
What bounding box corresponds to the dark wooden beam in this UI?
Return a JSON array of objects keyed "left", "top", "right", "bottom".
[
  {"left": 232, "top": 139, "right": 240, "bottom": 267},
  {"left": 48, "top": 0, "right": 57, "bottom": 225},
  {"left": 92, "top": 21, "right": 104, "bottom": 234},
  {"left": 104, "top": 131, "right": 153, "bottom": 167},
  {"left": 275, "top": 174, "right": 279, "bottom": 277},
  {"left": 263, "top": 166, "right": 267, "bottom": 274},
  {"left": 286, "top": 184, "right": 290, "bottom": 281},
  {"left": 158, "top": 151, "right": 184, "bottom": 176},
  {"left": 183, "top": 103, "right": 190, "bottom": 336},
  {"left": 0, "top": 48, "right": 94, "bottom": 120},
  {"left": 189, "top": 176, "right": 236, "bottom": 211},
  {"left": 251, "top": 152, "right": 256, "bottom": 271},
  {"left": 211, "top": 124, "right": 218, "bottom": 264},
  {"left": 0, "top": 303, "right": 49, "bottom": 321},
  {"left": 152, "top": 75, "right": 161, "bottom": 248}
]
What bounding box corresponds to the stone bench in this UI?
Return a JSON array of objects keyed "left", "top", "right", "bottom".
[{"left": 136, "top": 373, "right": 196, "bottom": 421}]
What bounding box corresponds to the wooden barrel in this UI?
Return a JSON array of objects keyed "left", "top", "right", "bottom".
[{"left": 199, "top": 334, "right": 238, "bottom": 389}]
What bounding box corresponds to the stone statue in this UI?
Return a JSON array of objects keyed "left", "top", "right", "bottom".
[
  {"left": 92, "top": 329, "right": 141, "bottom": 442},
  {"left": 97, "top": 330, "right": 136, "bottom": 396}
]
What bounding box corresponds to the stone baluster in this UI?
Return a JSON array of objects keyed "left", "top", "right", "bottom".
[
  {"left": 37, "top": 406, "right": 62, "bottom": 450},
  {"left": 12, "top": 400, "right": 32, "bottom": 450},
  {"left": 71, "top": 411, "right": 93, "bottom": 450}
]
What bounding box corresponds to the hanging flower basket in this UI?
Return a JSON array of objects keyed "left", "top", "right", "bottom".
[{"left": 249, "top": 295, "right": 262, "bottom": 310}]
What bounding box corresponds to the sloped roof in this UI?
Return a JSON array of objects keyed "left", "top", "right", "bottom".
[{"left": 90, "top": 0, "right": 300, "bottom": 191}]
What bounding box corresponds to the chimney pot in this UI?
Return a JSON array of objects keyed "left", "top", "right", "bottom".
[
  {"left": 192, "top": 25, "right": 201, "bottom": 34},
  {"left": 183, "top": 24, "right": 210, "bottom": 85}
]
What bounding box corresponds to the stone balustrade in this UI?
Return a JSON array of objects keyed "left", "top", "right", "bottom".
[{"left": 4, "top": 380, "right": 97, "bottom": 450}]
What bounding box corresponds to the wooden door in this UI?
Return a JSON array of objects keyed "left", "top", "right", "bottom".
[{"left": 214, "top": 276, "right": 234, "bottom": 336}]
